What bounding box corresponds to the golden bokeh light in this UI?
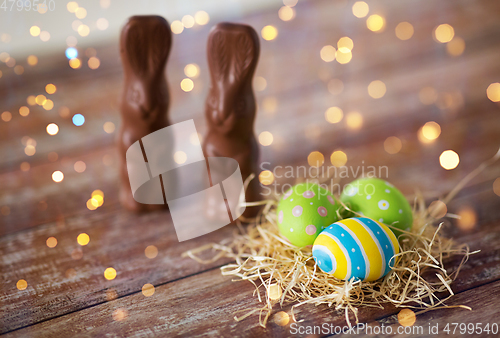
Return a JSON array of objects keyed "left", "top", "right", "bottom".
[
  {"left": 352, "top": 1, "right": 369, "bottom": 18},
  {"left": 428, "top": 200, "right": 447, "bottom": 219},
  {"left": 100, "top": 0, "right": 111, "bottom": 9},
  {"left": 91, "top": 195, "right": 104, "bottom": 208},
  {"left": 259, "top": 170, "right": 275, "bottom": 185},
  {"left": 446, "top": 37, "right": 465, "bottom": 56},
  {"left": 190, "top": 132, "right": 202, "bottom": 145},
  {"left": 418, "top": 121, "right": 441, "bottom": 144},
  {"left": 75, "top": 7, "right": 87, "bottom": 19},
  {"left": 43, "top": 99, "right": 54, "bottom": 110},
  {"left": 258, "top": 131, "right": 274, "bottom": 146},
  {"left": 336, "top": 49, "right": 352, "bottom": 64},
  {"left": 434, "top": 24, "right": 454, "bottom": 43},
  {"left": 171, "top": 20, "right": 184, "bottom": 34},
  {"left": 97, "top": 18, "right": 109, "bottom": 31},
  {"left": 25, "top": 145, "right": 36, "bottom": 156},
  {"left": 173, "top": 151, "right": 187, "bottom": 164},
  {"left": 279, "top": 6, "right": 295, "bottom": 21},
  {"left": 283, "top": 0, "right": 298, "bottom": 6},
  {"left": 320, "top": 45, "right": 336, "bottom": 62},
  {"left": 66, "top": 36, "right": 77, "bottom": 47},
  {"left": 268, "top": 284, "right": 282, "bottom": 300},
  {"left": 0, "top": 52, "right": 9, "bottom": 62},
  {"left": 274, "top": 311, "right": 290, "bottom": 326},
  {"left": 486, "top": 83, "right": 500, "bottom": 102},
  {"left": 145, "top": 245, "right": 158, "bottom": 259},
  {"left": 493, "top": 178, "right": 500, "bottom": 197},
  {"left": 194, "top": 11, "right": 210, "bottom": 25},
  {"left": 45, "top": 84, "right": 56, "bottom": 94},
  {"left": 367, "top": 80, "right": 386, "bottom": 98},
  {"left": 325, "top": 106, "right": 343, "bottom": 124},
  {"left": 71, "top": 248, "right": 83, "bottom": 260},
  {"left": 69, "top": 58, "right": 82, "bottom": 69},
  {"left": 27, "top": 55, "right": 38, "bottom": 66},
  {"left": 2, "top": 111, "right": 12, "bottom": 122},
  {"left": 346, "top": 111, "right": 363, "bottom": 130},
  {"left": 384, "top": 136, "right": 402, "bottom": 154},
  {"left": 439, "top": 150, "right": 459, "bottom": 170},
  {"left": 395, "top": 22, "right": 414, "bottom": 40},
  {"left": 330, "top": 150, "right": 347, "bottom": 167},
  {"left": 457, "top": 206, "right": 476, "bottom": 231},
  {"left": 366, "top": 14, "right": 385, "bottom": 32},
  {"left": 261, "top": 25, "right": 278, "bottom": 41},
  {"left": 46, "top": 123, "right": 59, "bottom": 135},
  {"left": 19, "top": 106, "right": 30, "bottom": 117},
  {"left": 398, "top": 309, "right": 416, "bottom": 327},
  {"left": 103, "top": 121, "right": 115, "bottom": 133},
  {"left": 17, "top": 279, "right": 28, "bottom": 290},
  {"left": 88, "top": 57, "right": 100, "bottom": 69},
  {"left": 72, "top": 20, "right": 82, "bottom": 32},
  {"left": 254, "top": 76, "right": 267, "bottom": 91},
  {"left": 182, "top": 15, "right": 195, "bottom": 29},
  {"left": 27, "top": 95, "right": 36, "bottom": 105},
  {"left": 308, "top": 151, "right": 324, "bottom": 167},
  {"left": 78, "top": 25, "right": 90, "bottom": 37},
  {"left": 184, "top": 63, "right": 200, "bottom": 78},
  {"left": 74, "top": 160, "right": 86, "bottom": 173},
  {"left": 46, "top": 237, "right": 57, "bottom": 248},
  {"left": 14, "top": 65, "right": 24, "bottom": 75},
  {"left": 77, "top": 233, "right": 90, "bottom": 246},
  {"left": 262, "top": 96, "right": 278, "bottom": 113},
  {"left": 20, "top": 162, "right": 30, "bottom": 172},
  {"left": 40, "top": 31, "right": 50, "bottom": 42},
  {"left": 36, "top": 94, "right": 47, "bottom": 105},
  {"left": 30, "top": 26, "right": 41, "bottom": 37},
  {"left": 104, "top": 267, "right": 116, "bottom": 280},
  {"left": 65, "top": 268, "right": 77, "bottom": 279},
  {"left": 142, "top": 283, "right": 155, "bottom": 297},
  {"left": 112, "top": 308, "right": 127, "bottom": 321},
  {"left": 328, "top": 79, "right": 344, "bottom": 95},
  {"left": 52, "top": 171, "right": 64, "bottom": 182},
  {"left": 419, "top": 86, "right": 438, "bottom": 105},
  {"left": 67, "top": 2, "right": 78, "bottom": 13},
  {"left": 92, "top": 190, "right": 104, "bottom": 198},
  {"left": 337, "top": 37, "right": 353, "bottom": 52},
  {"left": 180, "top": 78, "right": 194, "bottom": 92},
  {"left": 87, "top": 199, "right": 97, "bottom": 210},
  {"left": 5, "top": 57, "right": 16, "bottom": 67}
]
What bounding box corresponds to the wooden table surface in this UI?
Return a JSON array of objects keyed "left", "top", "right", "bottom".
[{"left": 1, "top": 0, "right": 500, "bottom": 336}]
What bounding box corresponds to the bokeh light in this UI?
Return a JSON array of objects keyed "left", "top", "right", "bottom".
[
  {"left": 447, "top": 37, "right": 465, "bottom": 56},
  {"left": 24, "top": 145, "right": 36, "bottom": 156},
  {"left": 261, "top": 25, "right": 278, "bottom": 41},
  {"left": 330, "top": 150, "right": 348, "bottom": 167},
  {"left": 16, "top": 279, "right": 28, "bottom": 291},
  {"left": 486, "top": 83, "right": 500, "bottom": 102},
  {"left": 1, "top": 111, "right": 12, "bottom": 122},
  {"left": 88, "top": 57, "right": 100, "bottom": 69},
  {"left": 104, "top": 267, "right": 117, "bottom": 280},
  {"left": 419, "top": 87, "right": 438, "bottom": 105},
  {"left": 20, "top": 162, "right": 30, "bottom": 172},
  {"left": 171, "top": 20, "right": 184, "bottom": 34},
  {"left": 174, "top": 151, "right": 187, "bottom": 164},
  {"left": 184, "top": 63, "right": 200, "bottom": 78},
  {"left": 395, "top": 22, "right": 414, "bottom": 40},
  {"left": 46, "top": 84, "right": 57, "bottom": 94},
  {"left": 112, "top": 309, "right": 127, "bottom": 321},
  {"left": 279, "top": 6, "right": 295, "bottom": 21},
  {"left": 180, "top": 78, "right": 194, "bottom": 92},
  {"left": 274, "top": 311, "right": 290, "bottom": 326},
  {"left": 262, "top": 96, "right": 277, "bottom": 113},
  {"left": 418, "top": 121, "right": 441, "bottom": 144},
  {"left": 14, "top": 65, "right": 24, "bottom": 75},
  {"left": 283, "top": 0, "right": 298, "bottom": 6},
  {"left": 74, "top": 161, "right": 86, "bottom": 173},
  {"left": 77, "top": 233, "right": 90, "bottom": 246},
  {"left": 27, "top": 55, "right": 38, "bottom": 66},
  {"left": 194, "top": 11, "right": 210, "bottom": 25},
  {"left": 67, "top": 2, "right": 78, "bottom": 13},
  {"left": 337, "top": 37, "right": 353, "bottom": 52},
  {"left": 97, "top": 18, "right": 109, "bottom": 31},
  {"left": 46, "top": 237, "right": 57, "bottom": 248},
  {"left": 46, "top": 123, "right": 59, "bottom": 135},
  {"left": 69, "top": 58, "right": 82, "bottom": 69},
  {"left": 19, "top": 106, "right": 30, "bottom": 117},
  {"left": 258, "top": 131, "right": 274, "bottom": 146},
  {"left": 398, "top": 309, "right": 416, "bottom": 327},
  {"left": 352, "top": 1, "right": 369, "bottom": 18},
  {"left": 434, "top": 24, "right": 455, "bottom": 43},
  {"left": 328, "top": 79, "right": 344, "bottom": 95},
  {"left": 73, "top": 114, "right": 85, "bottom": 126},
  {"left": 367, "top": 80, "right": 386, "bottom": 98},
  {"left": 182, "top": 15, "right": 195, "bottom": 29},
  {"left": 75, "top": 7, "right": 87, "bottom": 19},
  {"left": 308, "top": 151, "right": 324, "bottom": 167},
  {"left": 259, "top": 170, "right": 275, "bottom": 185},
  {"left": 346, "top": 111, "right": 363, "bottom": 130},
  {"left": 428, "top": 200, "right": 447, "bottom": 219},
  {"left": 254, "top": 76, "right": 267, "bottom": 91},
  {"left": 457, "top": 206, "right": 477, "bottom": 231},
  {"left": 30, "top": 26, "right": 40, "bottom": 37},
  {"left": 384, "top": 136, "right": 402, "bottom": 154},
  {"left": 78, "top": 25, "right": 90, "bottom": 37},
  {"left": 320, "top": 45, "right": 336, "bottom": 62},
  {"left": 103, "top": 122, "right": 115, "bottom": 133},
  {"left": 43, "top": 99, "right": 54, "bottom": 110},
  {"left": 439, "top": 150, "right": 460, "bottom": 170},
  {"left": 145, "top": 245, "right": 158, "bottom": 259},
  {"left": 268, "top": 284, "right": 282, "bottom": 300},
  {"left": 325, "top": 107, "right": 343, "bottom": 123},
  {"left": 40, "top": 31, "right": 51, "bottom": 42},
  {"left": 366, "top": 14, "right": 385, "bottom": 32},
  {"left": 142, "top": 283, "right": 155, "bottom": 297},
  {"left": 52, "top": 171, "right": 64, "bottom": 182},
  {"left": 336, "top": 49, "right": 352, "bottom": 64}
]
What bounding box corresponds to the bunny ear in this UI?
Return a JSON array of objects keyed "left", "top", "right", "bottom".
[
  {"left": 148, "top": 22, "right": 171, "bottom": 72},
  {"left": 209, "top": 31, "right": 229, "bottom": 80},
  {"left": 124, "top": 24, "right": 148, "bottom": 76},
  {"left": 234, "top": 32, "right": 255, "bottom": 80}
]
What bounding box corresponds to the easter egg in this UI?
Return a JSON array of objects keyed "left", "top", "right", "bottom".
[
  {"left": 277, "top": 183, "right": 341, "bottom": 247},
  {"left": 340, "top": 178, "right": 412, "bottom": 236},
  {"left": 312, "top": 217, "right": 400, "bottom": 281}
]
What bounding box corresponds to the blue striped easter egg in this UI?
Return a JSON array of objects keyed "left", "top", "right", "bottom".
[{"left": 312, "top": 217, "right": 399, "bottom": 281}]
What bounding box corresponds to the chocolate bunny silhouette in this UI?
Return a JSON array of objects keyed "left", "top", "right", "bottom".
[
  {"left": 118, "top": 16, "right": 172, "bottom": 212},
  {"left": 203, "top": 23, "right": 262, "bottom": 218}
]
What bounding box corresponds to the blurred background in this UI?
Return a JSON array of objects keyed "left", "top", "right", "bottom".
[{"left": 1, "top": 0, "right": 500, "bottom": 233}]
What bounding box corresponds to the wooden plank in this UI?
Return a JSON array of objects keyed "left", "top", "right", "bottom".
[{"left": 1, "top": 187, "right": 499, "bottom": 335}]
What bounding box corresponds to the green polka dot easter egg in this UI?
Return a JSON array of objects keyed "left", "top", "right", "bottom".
[
  {"left": 277, "top": 183, "right": 341, "bottom": 247},
  {"left": 340, "top": 178, "right": 413, "bottom": 236}
]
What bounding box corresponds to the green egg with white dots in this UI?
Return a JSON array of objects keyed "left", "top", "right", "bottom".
[
  {"left": 340, "top": 178, "right": 413, "bottom": 237},
  {"left": 277, "top": 183, "right": 341, "bottom": 247}
]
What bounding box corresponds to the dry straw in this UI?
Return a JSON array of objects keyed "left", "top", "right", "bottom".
[{"left": 183, "top": 148, "right": 500, "bottom": 328}]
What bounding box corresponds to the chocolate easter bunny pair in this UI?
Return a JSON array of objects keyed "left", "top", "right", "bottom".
[{"left": 118, "top": 17, "right": 262, "bottom": 216}]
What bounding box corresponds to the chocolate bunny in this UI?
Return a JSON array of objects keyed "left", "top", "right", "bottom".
[
  {"left": 118, "top": 16, "right": 172, "bottom": 212},
  {"left": 202, "top": 23, "right": 262, "bottom": 218}
]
